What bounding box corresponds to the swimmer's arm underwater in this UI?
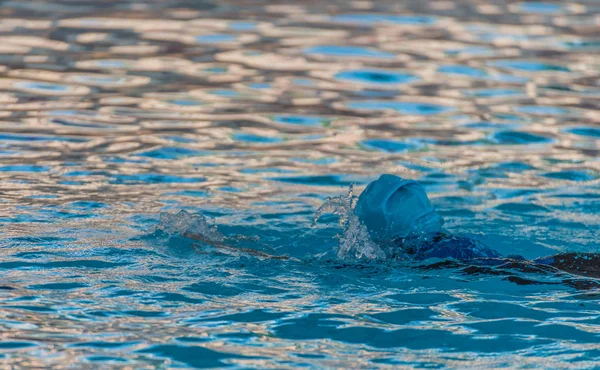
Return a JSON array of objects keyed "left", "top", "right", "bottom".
[{"left": 183, "top": 232, "right": 291, "bottom": 260}]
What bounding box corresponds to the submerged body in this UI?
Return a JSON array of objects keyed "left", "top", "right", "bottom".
[{"left": 353, "top": 174, "right": 600, "bottom": 280}]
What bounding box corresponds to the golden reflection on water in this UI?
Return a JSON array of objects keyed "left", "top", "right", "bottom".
[{"left": 0, "top": 0, "right": 598, "bottom": 367}]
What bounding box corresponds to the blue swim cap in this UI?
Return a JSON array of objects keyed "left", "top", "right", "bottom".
[{"left": 354, "top": 174, "right": 443, "bottom": 241}]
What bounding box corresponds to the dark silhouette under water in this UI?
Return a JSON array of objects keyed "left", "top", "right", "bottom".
[{"left": 181, "top": 174, "right": 600, "bottom": 289}]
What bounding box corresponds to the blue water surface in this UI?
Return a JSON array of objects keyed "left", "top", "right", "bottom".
[{"left": 0, "top": 0, "right": 599, "bottom": 368}]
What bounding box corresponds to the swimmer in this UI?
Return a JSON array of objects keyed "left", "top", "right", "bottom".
[
  {"left": 180, "top": 173, "right": 600, "bottom": 284},
  {"left": 353, "top": 174, "right": 501, "bottom": 261},
  {"left": 354, "top": 174, "right": 600, "bottom": 281}
]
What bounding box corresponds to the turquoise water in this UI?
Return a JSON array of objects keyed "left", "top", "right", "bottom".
[{"left": 0, "top": 0, "right": 599, "bottom": 368}]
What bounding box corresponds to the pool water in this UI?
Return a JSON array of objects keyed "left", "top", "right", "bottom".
[{"left": 0, "top": 0, "right": 599, "bottom": 368}]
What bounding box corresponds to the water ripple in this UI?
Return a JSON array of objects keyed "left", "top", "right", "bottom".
[{"left": 0, "top": 0, "right": 598, "bottom": 368}]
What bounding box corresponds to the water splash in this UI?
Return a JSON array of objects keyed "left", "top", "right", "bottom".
[
  {"left": 154, "top": 210, "right": 225, "bottom": 243},
  {"left": 313, "top": 185, "right": 387, "bottom": 261},
  {"left": 154, "top": 210, "right": 291, "bottom": 260}
]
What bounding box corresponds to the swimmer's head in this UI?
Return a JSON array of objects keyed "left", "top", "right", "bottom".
[{"left": 354, "top": 174, "right": 443, "bottom": 242}]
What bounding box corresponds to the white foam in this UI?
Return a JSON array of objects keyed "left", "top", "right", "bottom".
[
  {"left": 155, "top": 210, "right": 225, "bottom": 243},
  {"left": 314, "top": 185, "right": 387, "bottom": 261}
]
